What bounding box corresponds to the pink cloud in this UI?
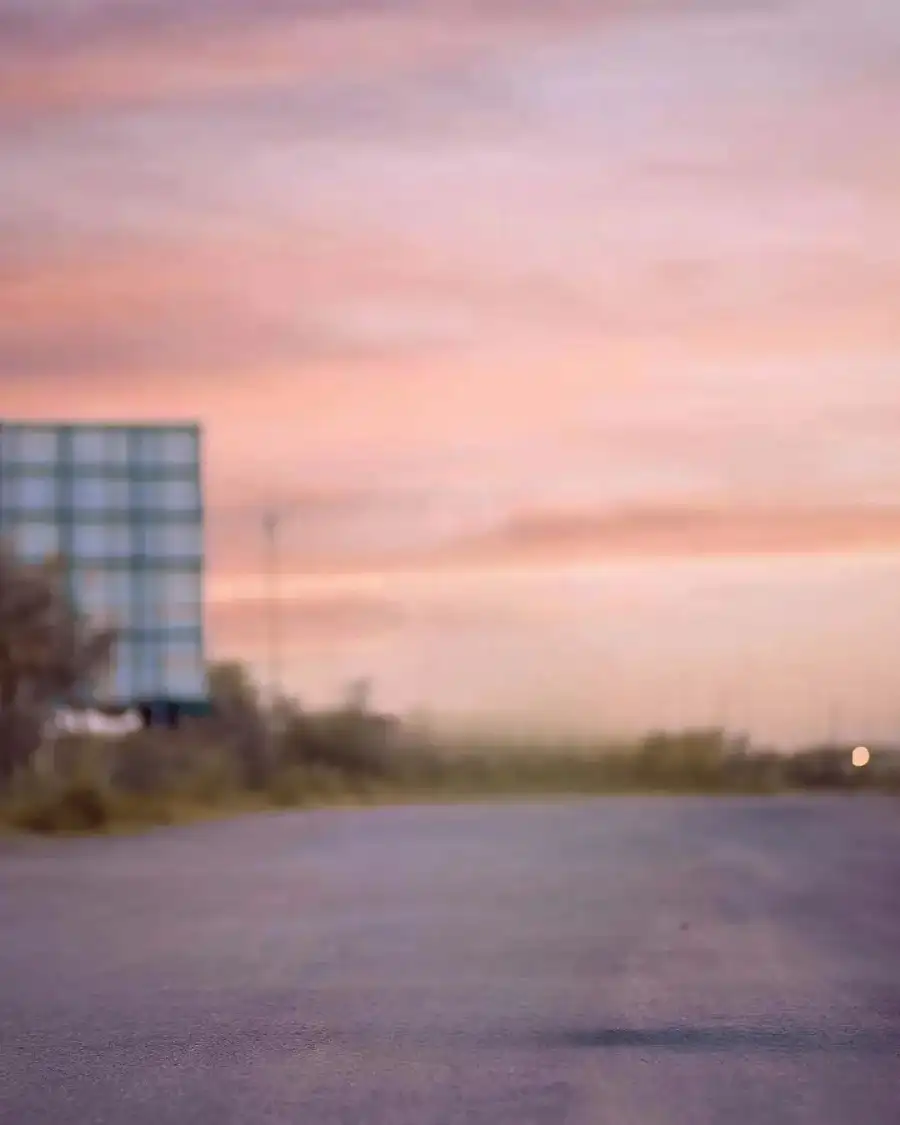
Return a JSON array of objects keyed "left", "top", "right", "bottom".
[{"left": 446, "top": 503, "right": 900, "bottom": 564}]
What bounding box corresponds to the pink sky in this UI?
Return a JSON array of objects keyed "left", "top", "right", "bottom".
[{"left": 1, "top": 0, "right": 899, "bottom": 745}]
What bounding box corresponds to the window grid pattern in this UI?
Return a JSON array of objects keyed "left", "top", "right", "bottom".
[{"left": 0, "top": 422, "right": 207, "bottom": 707}]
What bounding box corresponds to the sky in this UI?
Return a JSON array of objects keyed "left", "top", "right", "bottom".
[{"left": 1, "top": 0, "right": 899, "bottom": 745}]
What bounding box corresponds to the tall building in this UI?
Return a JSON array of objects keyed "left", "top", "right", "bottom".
[{"left": 0, "top": 421, "right": 209, "bottom": 723}]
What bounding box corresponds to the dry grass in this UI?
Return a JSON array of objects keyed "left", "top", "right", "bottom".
[{"left": 2, "top": 723, "right": 894, "bottom": 837}]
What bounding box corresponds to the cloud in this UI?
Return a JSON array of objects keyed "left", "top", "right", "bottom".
[
  {"left": 204, "top": 486, "right": 434, "bottom": 574},
  {"left": 207, "top": 591, "right": 408, "bottom": 646},
  {"left": 0, "top": 0, "right": 714, "bottom": 53},
  {"left": 201, "top": 504, "right": 900, "bottom": 599},
  {"left": 0, "top": 233, "right": 488, "bottom": 380},
  {"left": 0, "top": 0, "right": 793, "bottom": 123},
  {"left": 0, "top": 0, "right": 587, "bottom": 120},
  {"left": 206, "top": 583, "right": 538, "bottom": 651},
  {"left": 442, "top": 503, "right": 900, "bottom": 564},
  {"left": 296, "top": 503, "right": 900, "bottom": 574},
  {"left": 0, "top": 296, "right": 472, "bottom": 380}
]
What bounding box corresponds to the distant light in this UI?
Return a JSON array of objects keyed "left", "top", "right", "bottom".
[{"left": 851, "top": 746, "right": 870, "bottom": 768}]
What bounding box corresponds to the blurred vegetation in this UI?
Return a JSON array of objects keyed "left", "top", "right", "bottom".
[
  {"left": 0, "top": 539, "right": 117, "bottom": 784},
  {"left": 0, "top": 540, "right": 897, "bottom": 835}
]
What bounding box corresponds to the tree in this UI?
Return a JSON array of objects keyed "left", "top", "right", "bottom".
[
  {"left": 0, "top": 539, "right": 117, "bottom": 781},
  {"left": 205, "top": 659, "right": 271, "bottom": 788},
  {"left": 207, "top": 659, "right": 261, "bottom": 718}
]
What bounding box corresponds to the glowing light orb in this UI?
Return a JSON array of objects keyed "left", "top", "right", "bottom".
[{"left": 851, "top": 746, "right": 870, "bottom": 768}]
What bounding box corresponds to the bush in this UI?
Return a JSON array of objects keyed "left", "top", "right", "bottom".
[
  {"left": 10, "top": 781, "right": 114, "bottom": 834},
  {"left": 0, "top": 540, "right": 117, "bottom": 780},
  {"left": 266, "top": 765, "right": 314, "bottom": 808}
]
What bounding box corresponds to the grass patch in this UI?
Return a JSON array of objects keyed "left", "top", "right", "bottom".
[{"left": 2, "top": 720, "right": 896, "bottom": 838}]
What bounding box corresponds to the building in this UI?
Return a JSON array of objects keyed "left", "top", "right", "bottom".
[{"left": 0, "top": 421, "right": 209, "bottom": 724}]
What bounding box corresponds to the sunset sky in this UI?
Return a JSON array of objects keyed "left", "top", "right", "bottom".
[{"left": 1, "top": 0, "right": 899, "bottom": 745}]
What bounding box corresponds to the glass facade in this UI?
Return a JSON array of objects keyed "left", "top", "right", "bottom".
[{"left": 0, "top": 422, "right": 208, "bottom": 715}]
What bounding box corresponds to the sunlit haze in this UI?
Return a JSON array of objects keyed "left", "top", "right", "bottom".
[{"left": 2, "top": 0, "right": 899, "bottom": 746}]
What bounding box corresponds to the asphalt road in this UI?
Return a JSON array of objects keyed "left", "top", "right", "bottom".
[{"left": 2, "top": 796, "right": 899, "bottom": 1124}]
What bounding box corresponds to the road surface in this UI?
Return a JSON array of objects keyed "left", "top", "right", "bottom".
[{"left": 2, "top": 796, "right": 899, "bottom": 1124}]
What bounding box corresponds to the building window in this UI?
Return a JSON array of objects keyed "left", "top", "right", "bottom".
[
  {"left": 79, "top": 568, "right": 132, "bottom": 627},
  {"left": 71, "top": 523, "right": 136, "bottom": 567},
  {"left": 177, "top": 664, "right": 206, "bottom": 697},
  {"left": 71, "top": 476, "right": 106, "bottom": 514},
  {"left": 104, "top": 428, "right": 131, "bottom": 466},
  {"left": 142, "top": 521, "right": 202, "bottom": 562},
  {"left": 158, "top": 569, "right": 202, "bottom": 628},
  {"left": 70, "top": 427, "right": 109, "bottom": 464},
  {"left": 159, "top": 475, "right": 199, "bottom": 513},
  {"left": 111, "top": 642, "right": 137, "bottom": 701},
  {"left": 109, "top": 477, "right": 132, "bottom": 510},
  {"left": 71, "top": 522, "right": 109, "bottom": 562},
  {"left": 162, "top": 429, "right": 197, "bottom": 467},
  {"left": 161, "top": 637, "right": 203, "bottom": 694},
  {"left": 105, "top": 521, "right": 134, "bottom": 560},
  {"left": 134, "top": 637, "right": 163, "bottom": 696},
  {"left": 133, "top": 572, "right": 159, "bottom": 630},
  {"left": 108, "top": 571, "right": 134, "bottom": 628},
  {"left": 13, "top": 521, "right": 59, "bottom": 563},
  {"left": 134, "top": 430, "right": 162, "bottom": 468},
  {"left": 10, "top": 524, "right": 58, "bottom": 567},
  {"left": 8, "top": 471, "right": 58, "bottom": 513},
  {"left": 0, "top": 472, "right": 16, "bottom": 511},
  {"left": 15, "top": 427, "right": 58, "bottom": 465},
  {"left": 70, "top": 475, "right": 131, "bottom": 515},
  {"left": 133, "top": 568, "right": 201, "bottom": 625},
  {"left": 131, "top": 641, "right": 159, "bottom": 697},
  {"left": 134, "top": 475, "right": 199, "bottom": 515},
  {"left": 0, "top": 426, "right": 18, "bottom": 462},
  {"left": 133, "top": 428, "right": 197, "bottom": 470},
  {"left": 134, "top": 477, "right": 164, "bottom": 511}
]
